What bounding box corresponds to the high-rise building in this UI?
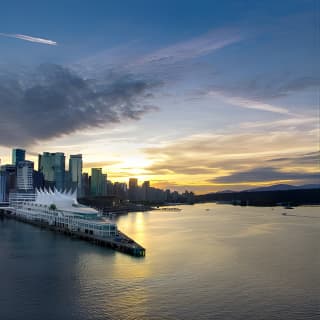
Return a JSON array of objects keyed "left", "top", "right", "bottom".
[
  {"left": 81, "top": 173, "right": 90, "bottom": 197},
  {"left": 141, "top": 181, "right": 150, "bottom": 201},
  {"left": 106, "top": 180, "right": 113, "bottom": 196},
  {"left": 12, "top": 148, "right": 26, "bottom": 165},
  {"left": 69, "top": 154, "right": 83, "bottom": 194},
  {"left": 0, "top": 165, "right": 17, "bottom": 201},
  {"left": 0, "top": 171, "right": 6, "bottom": 202},
  {"left": 17, "top": 161, "right": 34, "bottom": 191},
  {"left": 64, "top": 170, "right": 71, "bottom": 190},
  {"left": 128, "top": 178, "right": 138, "bottom": 201},
  {"left": 38, "top": 152, "right": 65, "bottom": 190},
  {"left": 90, "top": 168, "right": 104, "bottom": 196},
  {"left": 33, "top": 170, "right": 44, "bottom": 189},
  {"left": 102, "top": 173, "right": 108, "bottom": 196},
  {"left": 113, "top": 182, "right": 127, "bottom": 199},
  {"left": 129, "top": 178, "right": 138, "bottom": 189}
]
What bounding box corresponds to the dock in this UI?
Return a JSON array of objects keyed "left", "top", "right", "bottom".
[{"left": 0, "top": 208, "right": 145, "bottom": 257}]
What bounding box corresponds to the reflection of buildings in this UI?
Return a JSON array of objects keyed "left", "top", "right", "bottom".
[{"left": 38, "top": 152, "right": 65, "bottom": 190}]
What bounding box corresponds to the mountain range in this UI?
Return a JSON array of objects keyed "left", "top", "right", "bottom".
[{"left": 217, "top": 184, "right": 320, "bottom": 194}]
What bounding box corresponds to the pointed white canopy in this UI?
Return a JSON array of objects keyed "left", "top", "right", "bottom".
[
  {"left": 34, "top": 188, "right": 98, "bottom": 215},
  {"left": 35, "top": 188, "right": 78, "bottom": 207}
]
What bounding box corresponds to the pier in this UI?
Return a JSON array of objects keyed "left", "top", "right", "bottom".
[{"left": 0, "top": 208, "right": 145, "bottom": 257}]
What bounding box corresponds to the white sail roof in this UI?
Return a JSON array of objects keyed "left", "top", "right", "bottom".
[{"left": 35, "top": 188, "right": 97, "bottom": 215}]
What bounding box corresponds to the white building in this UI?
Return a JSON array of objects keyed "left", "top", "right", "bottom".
[{"left": 10, "top": 188, "right": 117, "bottom": 238}]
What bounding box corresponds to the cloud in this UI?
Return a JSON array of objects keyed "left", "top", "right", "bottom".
[
  {"left": 144, "top": 130, "right": 317, "bottom": 162},
  {"left": 142, "top": 129, "right": 318, "bottom": 190},
  {"left": 0, "top": 64, "right": 160, "bottom": 147},
  {"left": 83, "top": 161, "right": 120, "bottom": 169},
  {"left": 0, "top": 33, "right": 57, "bottom": 45},
  {"left": 207, "top": 90, "right": 291, "bottom": 115},
  {"left": 194, "top": 74, "right": 320, "bottom": 116},
  {"left": 209, "top": 167, "right": 320, "bottom": 184},
  {"left": 204, "top": 74, "right": 320, "bottom": 102},
  {"left": 74, "top": 28, "right": 244, "bottom": 86},
  {"left": 239, "top": 117, "right": 317, "bottom": 129},
  {"left": 268, "top": 152, "right": 320, "bottom": 165},
  {"left": 132, "top": 28, "right": 243, "bottom": 67}
]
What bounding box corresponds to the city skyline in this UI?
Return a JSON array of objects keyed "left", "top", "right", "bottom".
[
  {"left": 0, "top": 1, "right": 319, "bottom": 193},
  {"left": 1, "top": 147, "right": 193, "bottom": 204}
]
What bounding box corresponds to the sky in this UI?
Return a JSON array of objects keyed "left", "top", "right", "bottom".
[{"left": 0, "top": 0, "right": 319, "bottom": 193}]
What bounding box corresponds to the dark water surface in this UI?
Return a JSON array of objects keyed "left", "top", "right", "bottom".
[{"left": 0, "top": 204, "right": 319, "bottom": 320}]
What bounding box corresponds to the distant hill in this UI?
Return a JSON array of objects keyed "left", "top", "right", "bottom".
[
  {"left": 216, "top": 189, "right": 236, "bottom": 194},
  {"left": 196, "top": 184, "right": 320, "bottom": 206},
  {"left": 244, "top": 184, "right": 320, "bottom": 192},
  {"left": 215, "top": 184, "right": 320, "bottom": 194}
]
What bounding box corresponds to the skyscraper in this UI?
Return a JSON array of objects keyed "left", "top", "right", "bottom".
[
  {"left": 33, "top": 170, "right": 44, "bottom": 189},
  {"left": 90, "top": 168, "right": 104, "bottom": 196},
  {"left": 12, "top": 148, "right": 25, "bottom": 165},
  {"left": 0, "top": 171, "right": 6, "bottom": 202},
  {"left": 69, "top": 154, "right": 83, "bottom": 194},
  {"left": 17, "top": 161, "right": 34, "bottom": 191},
  {"left": 38, "top": 152, "right": 65, "bottom": 190},
  {"left": 129, "top": 178, "right": 138, "bottom": 189},
  {"left": 102, "top": 173, "right": 108, "bottom": 196},
  {"left": 142, "top": 181, "right": 150, "bottom": 201},
  {"left": 128, "top": 178, "right": 138, "bottom": 201},
  {"left": 81, "top": 172, "right": 90, "bottom": 197},
  {"left": 113, "top": 182, "right": 127, "bottom": 199},
  {"left": 0, "top": 165, "right": 16, "bottom": 201}
]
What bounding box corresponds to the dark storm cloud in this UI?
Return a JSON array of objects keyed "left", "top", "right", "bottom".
[
  {"left": 210, "top": 167, "right": 320, "bottom": 184},
  {"left": 0, "top": 64, "right": 159, "bottom": 147}
]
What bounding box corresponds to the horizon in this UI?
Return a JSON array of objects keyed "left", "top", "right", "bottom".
[
  {"left": 1, "top": 147, "right": 319, "bottom": 195},
  {"left": 0, "top": 0, "right": 319, "bottom": 194}
]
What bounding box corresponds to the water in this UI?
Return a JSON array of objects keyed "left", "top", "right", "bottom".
[{"left": 0, "top": 204, "right": 319, "bottom": 320}]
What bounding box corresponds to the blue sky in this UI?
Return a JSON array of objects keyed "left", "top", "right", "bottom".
[{"left": 0, "top": 0, "right": 319, "bottom": 192}]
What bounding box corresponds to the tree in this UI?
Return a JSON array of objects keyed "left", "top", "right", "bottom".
[{"left": 49, "top": 204, "right": 57, "bottom": 210}]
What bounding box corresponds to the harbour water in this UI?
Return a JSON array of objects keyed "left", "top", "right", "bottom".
[{"left": 0, "top": 203, "right": 319, "bottom": 320}]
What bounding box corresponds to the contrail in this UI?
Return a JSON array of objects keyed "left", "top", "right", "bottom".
[{"left": 0, "top": 33, "right": 57, "bottom": 45}]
